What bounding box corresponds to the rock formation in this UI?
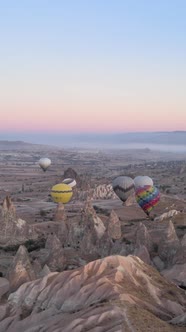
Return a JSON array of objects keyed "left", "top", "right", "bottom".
[
  {"left": 135, "top": 222, "right": 153, "bottom": 253},
  {"left": 45, "top": 233, "right": 66, "bottom": 272},
  {"left": 0, "top": 255, "right": 185, "bottom": 332},
  {"left": 108, "top": 210, "right": 121, "bottom": 240},
  {"left": 92, "top": 184, "right": 116, "bottom": 200},
  {"left": 154, "top": 210, "right": 179, "bottom": 222},
  {"left": 0, "top": 196, "right": 30, "bottom": 245},
  {"left": 1, "top": 196, "right": 16, "bottom": 221},
  {"left": 6, "top": 245, "right": 36, "bottom": 292},
  {"left": 158, "top": 221, "right": 180, "bottom": 264},
  {"left": 0, "top": 278, "right": 9, "bottom": 299},
  {"left": 53, "top": 202, "right": 66, "bottom": 222}
]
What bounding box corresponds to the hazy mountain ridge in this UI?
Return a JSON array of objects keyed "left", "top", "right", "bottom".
[
  {"left": 0, "top": 140, "right": 59, "bottom": 151},
  {"left": 63, "top": 131, "right": 186, "bottom": 145}
]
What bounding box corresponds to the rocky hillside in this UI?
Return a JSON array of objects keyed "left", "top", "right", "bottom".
[{"left": 0, "top": 255, "right": 186, "bottom": 332}]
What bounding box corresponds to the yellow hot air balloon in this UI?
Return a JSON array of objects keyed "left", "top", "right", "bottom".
[{"left": 51, "top": 183, "right": 73, "bottom": 204}]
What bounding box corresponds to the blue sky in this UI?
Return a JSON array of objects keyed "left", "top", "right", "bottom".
[{"left": 0, "top": 0, "right": 186, "bottom": 137}]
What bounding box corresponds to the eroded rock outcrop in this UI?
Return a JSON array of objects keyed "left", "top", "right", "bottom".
[
  {"left": 0, "top": 196, "right": 30, "bottom": 245},
  {"left": 158, "top": 221, "right": 180, "bottom": 264},
  {"left": 0, "top": 278, "right": 9, "bottom": 299},
  {"left": 108, "top": 210, "right": 121, "bottom": 240},
  {"left": 0, "top": 255, "right": 185, "bottom": 332},
  {"left": 135, "top": 222, "right": 153, "bottom": 253},
  {"left": 154, "top": 210, "right": 179, "bottom": 222},
  {"left": 6, "top": 245, "right": 36, "bottom": 292},
  {"left": 92, "top": 184, "right": 116, "bottom": 200},
  {"left": 53, "top": 202, "right": 67, "bottom": 222},
  {"left": 45, "top": 233, "right": 66, "bottom": 272}
]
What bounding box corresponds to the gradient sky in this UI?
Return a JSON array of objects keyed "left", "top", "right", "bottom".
[{"left": 0, "top": 0, "right": 186, "bottom": 134}]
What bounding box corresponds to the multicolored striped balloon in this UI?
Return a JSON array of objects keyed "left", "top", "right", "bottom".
[{"left": 135, "top": 185, "right": 160, "bottom": 216}]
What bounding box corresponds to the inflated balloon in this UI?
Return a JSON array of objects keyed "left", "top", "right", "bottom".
[
  {"left": 51, "top": 183, "right": 73, "bottom": 204},
  {"left": 134, "top": 176, "right": 153, "bottom": 189},
  {"left": 112, "top": 176, "right": 134, "bottom": 203},
  {"left": 135, "top": 185, "right": 160, "bottom": 216},
  {"left": 62, "top": 178, "right": 77, "bottom": 188},
  {"left": 39, "top": 158, "right": 51, "bottom": 172}
]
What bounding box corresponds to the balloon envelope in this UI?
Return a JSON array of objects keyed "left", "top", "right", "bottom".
[
  {"left": 62, "top": 178, "right": 77, "bottom": 188},
  {"left": 135, "top": 185, "right": 160, "bottom": 216},
  {"left": 39, "top": 158, "right": 51, "bottom": 172},
  {"left": 134, "top": 176, "right": 153, "bottom": 189},
  {"left": 112, "top": 176, "right": 134, "bottom": 203},
  {"left": 51, "top": 183, "right": 73, "bottom": 204}
]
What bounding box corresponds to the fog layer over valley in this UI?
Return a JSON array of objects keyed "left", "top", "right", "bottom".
[{"left": 1, "top": 131, "right": 186, "bottom": 152}]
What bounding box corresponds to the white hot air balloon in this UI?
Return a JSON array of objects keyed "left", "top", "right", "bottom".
[
  {"left": 62, "top": 178, "right": 77, "bottom": 188},
  {"left": 112, "top": 176, "right": 134, "bottom": 203},
  {"left": 39, "top": 158, "right": 51, "bottom": 172},
  {"left": 134, "top": 176, "right": 153, "bottom": 189}
]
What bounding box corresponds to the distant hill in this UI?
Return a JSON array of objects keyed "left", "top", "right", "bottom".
[
  {"left": 64, "top": 131, "right": 186, "bottom": 145},
  {"left": 0, "top": 140, "right": 57, "bottom": 151}
]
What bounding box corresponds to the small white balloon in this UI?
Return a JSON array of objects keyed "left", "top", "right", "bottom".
[{"left": 39, "top": 158, "right": 51, "bottom": 172}]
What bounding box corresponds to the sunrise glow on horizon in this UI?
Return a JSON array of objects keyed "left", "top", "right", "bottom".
[{"left": 1, "top": 1, "right": 186, "bottom": 135}]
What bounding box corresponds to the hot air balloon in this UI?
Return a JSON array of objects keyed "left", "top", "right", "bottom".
[
  {"left": 134, "top": 176, "right": 153, "bottom": 189},
  {"left": 135, "top": 185, "right": 160, "bottom": 216},
  {"left": 112, "top": 176, "right": 134, "bottom": 203},
  {"left": 51, "top": 183, "right": 73, "bottom": 204},
  {"left": 39, "top": 158, "right": 51, "bottom": 172},
  {"left": 62, "top": 178, "right": 77, "bottom": 188}
]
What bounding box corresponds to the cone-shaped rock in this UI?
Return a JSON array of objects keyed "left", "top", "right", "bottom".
[
  {"left": 125, "top": 192, "right": 136, "bottom": 206},
  {"left": 39, "top": 264, "right": 51, "bottom": 278},
  {"left": 158, "top": 221, "right": 180, "bottom": 264},
  {"left": 108, "top": 210, "right": 121, "bottom": 240},
  {"left": 32, "top": 259, "right": 42, "bottom": 278},
  {"left": 134, "top": 245, "right": 151, "bottom": 265},
  {"left": 80, "top": 208, "right": 106, "bottom": 259},
  {"left": 45, "top": 234, "right": 66, "bottom": 272},
  {"left": 152, "top": 256, "right": 165, "bottom": 271},
  {"left": 83, "top": 197, "right": 96, "bottom": 218},
  {"left": 6, "top": 245, "right": 36, "bottom": 292},
  {"left": 136, "top": 222, "right": 153, "bottom": 252},
  {"left": 1, "top": 196, "right": 16, "bottom": 220},
  {"left": 53, "top": 202, "right": 67, "bottom": 222}
]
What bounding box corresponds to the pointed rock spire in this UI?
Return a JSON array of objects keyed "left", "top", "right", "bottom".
[
  {"left": 54, "top": 202, "right": 67, "bottom": 222},
  {"left": 108, "top": 210, "right": 121, "bottom": 240},
  {"left": 1, "top": 196, "right": 16, "bottom": 220},
  {"left": 136, "top": 222, "right": 152, "bottom": 252},
  {"left": 45, "top": 234, "right": 66, "bottom": 272},
  {"left": 6, "top": 245, "right": 36, "bottom": 292},
  {"left": 39, "top": 264, "right": 51, "bottom": 278}
]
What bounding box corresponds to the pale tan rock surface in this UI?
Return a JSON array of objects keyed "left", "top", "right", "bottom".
[
  {"left": 53, "top": 202, "right": 67, "bottom": 221},
  {"left": 92, "top": 184, "right": 116, "bottom": 200},
  {"left": 108, "top": 210, "right": 121, "bottom": 240},
  {"left": 6, "top": 245, "right": 36, "bottom": 292},
  {"left": 45, "top": 233, "right": 66, "bottom": 272},
  {"left": 0, "top": 255, "right": 185, "bottom": 332}
]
